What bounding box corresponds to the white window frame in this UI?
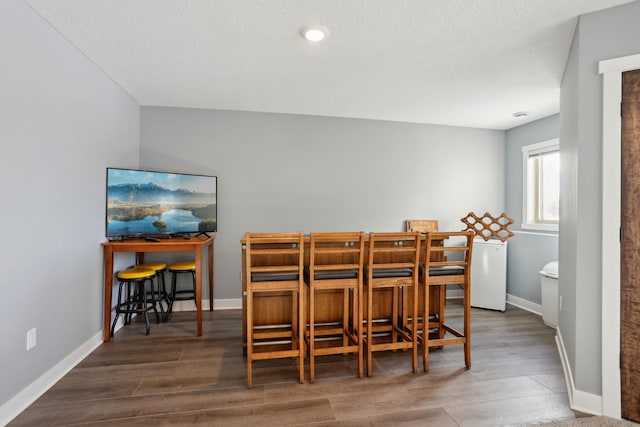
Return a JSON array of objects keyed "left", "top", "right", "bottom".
[{"left": 521, "top": 138, "right": 559, "bottom": 232}]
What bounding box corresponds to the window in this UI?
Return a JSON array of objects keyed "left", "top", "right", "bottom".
[{"left": 522, "top": 139, "right": 559, "bottom": 231}]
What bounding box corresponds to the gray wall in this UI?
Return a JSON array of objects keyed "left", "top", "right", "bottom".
[
  {"left": 140, "top": 107, "right": 506, "bottom": 301},
  {"left": 505, "top": 115, "right": 560, "bottom": 305},
  {"left": 560, "top": 0, "right": 640, "bottom": 397},
  {"left": 0, "top": 0, "right": 139, "bottom": 415}
]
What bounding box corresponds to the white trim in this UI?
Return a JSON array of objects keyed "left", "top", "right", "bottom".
[
  {"left": 170, "top": 298, "right": 242, "bottom": 312},
  {"left": 512, "top": 230, "right": 559, "bottom": 237},
  {"left": 446, "top": 288, "right": 463, "bottom": 299},
  {"left": 506, "top": 293, "right": 542, "bottom": 316},
  {"left": 521, "top": 138, "right": 560, "bottom": 232},
  {"left": 556, "top": 329, "right": 603, "bottom": 416},
  {"left": 598, "top": 53, "right": 640, "bottom": 419},
  {"left": 573, "top": 390, "right": 604, "bottom": 416},
  {"left": 521, "top": 138, "right": 559, "bottom": 155},
  {"left": 520, "top": 223, "right": 559, "bottom": 232},
  {"left": 556, "top": 329, "right": 575, "bottom": 409},
  {"left": 599, "top": 53, "right": 640, "bottom": 74},
  {"left": 213, "top": 298, "right": 242, "bottom": 310},
  {"left": 0, "top": 331, "right": 103, "bottom": 426}
]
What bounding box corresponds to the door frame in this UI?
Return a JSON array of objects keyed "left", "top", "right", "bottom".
[{"left": 599, "top": 52, "right": 640, "bottom": 419}]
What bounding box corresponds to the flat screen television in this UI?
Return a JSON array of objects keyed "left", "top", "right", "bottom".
[{"left": 106, "top": 167, "right": 217, "bottom": 239}]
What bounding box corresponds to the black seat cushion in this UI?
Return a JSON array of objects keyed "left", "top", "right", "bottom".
[
  {"left": 428, "top": 266, "right": 465, "bottom": 276},
  {"left": 364, "top": 265, "right": 414, "bottom": 278},
  {"left": 304, "top": 267, "right": 358, "bottom": 280},
  {"left": 251, "top": 272, "right": 299, "bottom": 282}
]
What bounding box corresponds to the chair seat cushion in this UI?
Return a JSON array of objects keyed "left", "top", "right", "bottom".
[
  {"left": 118, "top": 267, "right": 156, "bottom": 280},
  {"left": 429, "top": 266, "right": 465, "bottom": 276},
  {"left": 252, "top": 272, "right": 300, "bottom": 282},
  {"left": 365, "top": 266, "right": 413, "bottom": 278},
  {"left": 304, "top": 267, "right": 358, "bottom": 280},
  {"left": 169, "top": 261, "right": 196, "bottom": 271},
  {"left": 137, "top": 262, "right": 167, "bottom": 271}
]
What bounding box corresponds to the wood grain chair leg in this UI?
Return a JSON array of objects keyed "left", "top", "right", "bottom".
[
  {"left": 356, "top": 286, "right": 364, "bottom": 378},
  {"left": 367, "top": 284, "right": 374, "bottom": 377},
  {"left": 305, "top": 232, "right": 365, "bottom": 382},
  {"left": 421, "top": 231, "right": 474, "bottom": 373},
  {"left": 464, "top": 283, "right": 471, "bottom": 368},
  {"left": 309, "top": 284, "right": 316, "bottom": 383},
  {"left": 438, "top": 285, "right": 446, "bottom": 339},
  {"left": 298, "top": 286, "right": 305, "bottom": 384},
  {"left": 246, "top": 289, "right": 253, "bottom": 389},
  {"left": 423, "top": 276, "right": 431, "bottom": 373},
  {"left": 364, "top": 232, "right": 421, "bottom": 377}
]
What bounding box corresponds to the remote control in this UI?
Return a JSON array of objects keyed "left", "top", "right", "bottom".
[{"left": 145, "top": 237, "right": 161, "bottom": 242}]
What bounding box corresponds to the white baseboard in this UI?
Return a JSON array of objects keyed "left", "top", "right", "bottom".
[
  {"left": 0, "top": 331, "right": 103, "bottom": 426},
  {"left": 213, "top": 298, "right": 242, "bottom": 310},
  {"left": 446, "top": 289, "right": 463, "bottom": 299},
  {"left": 572, "top": 390, "right": 604, "bottom": 416},
  {"left": 506, "top": 293, "right": 542, "bottom": 315},
  {"left": 556, "top": 329, "right": 603, "bottom": 416},
  {"left": 170, "top": 298, "right": 242, "bottom": 311}
]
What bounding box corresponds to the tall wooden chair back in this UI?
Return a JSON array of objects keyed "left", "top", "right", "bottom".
[
  {"left": 364, "top": 231, "right": 421, "bottom": 376},
  {"left": 244, "top": 232, "right": 305, "bottom": 388},
  {"left": 421, "top": 230, "right": 474, "bottom": 372},
  {"left": 306, "top": 231, "right": 365, "bottom": 382}
]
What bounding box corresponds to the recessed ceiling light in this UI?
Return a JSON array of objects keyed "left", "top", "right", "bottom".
[
  {"left": 513, "top": 111, "right": 529, "bottom": 118},
  {"left": 300, "top": 25, "right": 329, "bottom": 42}
]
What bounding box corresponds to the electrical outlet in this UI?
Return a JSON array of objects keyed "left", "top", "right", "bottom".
[{"left": 26, "top": 328, "right": 37, "bottom": 351}]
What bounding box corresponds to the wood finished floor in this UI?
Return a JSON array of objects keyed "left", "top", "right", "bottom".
[{"left": 10, "top": 302, "right": 579, "bottom": 426}]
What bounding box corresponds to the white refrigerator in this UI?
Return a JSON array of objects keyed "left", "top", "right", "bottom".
[{"left": 470, "top": 237, "right": 507, "bottom": 311}]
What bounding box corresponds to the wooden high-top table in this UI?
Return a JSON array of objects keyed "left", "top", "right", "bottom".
[{"left": 102, "top": 235, "right": 214, "bottom": 342}]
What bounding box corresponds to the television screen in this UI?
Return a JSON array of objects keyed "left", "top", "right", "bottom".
[{"left": 106, "top": 167, "right": 217, "bottom": 238}]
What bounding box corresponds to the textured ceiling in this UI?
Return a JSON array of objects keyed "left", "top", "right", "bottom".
[{"left": 25, "top": 0, "right": 634, "bottom": 130}]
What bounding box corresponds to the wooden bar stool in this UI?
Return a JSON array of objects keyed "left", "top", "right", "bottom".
[
  {"left": 305, "top": 231, "right": 365, "bottom": 383},
  {"left": 405, "top": 220, "right": 440, "bottom": 339},
  {"left": 136, "top": 262, "right": 168, "bottom": 321},
  {"left": 110, "top": 267, "right": 158, "bottom": 336},
  {"left": 420, "top": 231, "right": 474, "bottom": 372},
  {"left": 167, "top": 261, "right": 197, "bottom": 317},
  {"left": 364, "top": 232, "right": 421, "bottom": 376},
  {"left": 243, "top": 232, "right": 305, "bottom": 389}
]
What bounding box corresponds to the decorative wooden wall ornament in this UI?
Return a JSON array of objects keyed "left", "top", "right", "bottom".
[{"left": 460, "top": 212, "right": 514, "bottom": 242}]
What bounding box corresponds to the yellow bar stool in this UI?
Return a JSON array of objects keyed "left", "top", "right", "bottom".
[
  {"left": 111, "top": 267, "right": 157, "bottom": 336},
  {"left": 136, "top": 262, "right": 168, "bottom": 321},
  {"left": 167, "top": 261, "right": 197, "bottom": 317}
]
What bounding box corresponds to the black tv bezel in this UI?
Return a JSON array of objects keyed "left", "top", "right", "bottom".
[{"left": 105, "top": 167, "right": 217, "bottom": 239}]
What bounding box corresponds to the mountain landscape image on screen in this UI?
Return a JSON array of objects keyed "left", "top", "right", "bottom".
[{"left": 107, "top": 181, "right": 216, "bottom": 236}]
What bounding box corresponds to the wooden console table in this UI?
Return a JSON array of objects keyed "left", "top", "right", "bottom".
[{"left": 102, "top": 235, "right": 215, "bottom": 342}]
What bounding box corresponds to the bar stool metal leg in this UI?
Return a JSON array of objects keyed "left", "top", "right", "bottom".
[
  {"left": 166, "top": 261, "right": 197, "bottom": 318},
  {"left": 135, "top": 263, "right": 168, "bottom": 322}
]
